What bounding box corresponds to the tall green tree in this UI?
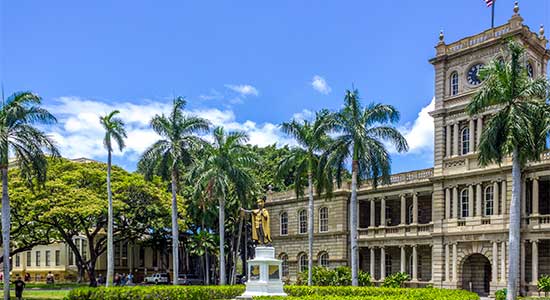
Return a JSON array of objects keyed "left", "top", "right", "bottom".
[
  {"left": 138, "top": 97, "right": 210, "bottom": 285},
  {"left": 467, "top": 41, "right": 549, "bottom": 300},
  {"left": 190, "top": 127, "right": 258, "bottom": 285},
  {"left": 328, "top": 89, "right": 408, "bottom": 285},
  {"left": 99, "top": 110, "right": 127, "bottom": 287},
  {"left": 278, "top": 109, "right": 335, "bottom": 286},
  {"left": 0, "top": 91, "right": 59, "bottom": 299}
]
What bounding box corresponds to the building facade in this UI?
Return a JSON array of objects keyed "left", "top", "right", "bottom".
[{"left": 268, "top": 5, "right": 550, "bottom": 297}]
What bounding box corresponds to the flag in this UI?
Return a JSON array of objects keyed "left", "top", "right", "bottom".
[{"left": 485, "top": 0, "right": 494, "bottom": 7}]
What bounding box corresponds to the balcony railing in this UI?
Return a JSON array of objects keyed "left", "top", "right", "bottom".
[{"left": 358, "top": 223, "right": 433, "bottom": 239}]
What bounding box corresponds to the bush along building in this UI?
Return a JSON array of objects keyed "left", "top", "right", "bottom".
[{"left": 267, "top": 4, "right": 550, "bottom": 297}]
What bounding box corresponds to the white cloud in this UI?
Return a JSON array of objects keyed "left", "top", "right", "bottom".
[
  {"left": 292, "top": 109, "right": 314, "bottom": 122},
  {"left": 224, "top": 84, "right": 259, "bottom": 97},
  {"left": 399, "top": 97, "right": 435, "bottom": 153},
  {"left": 311, "top": 75, "right": 331, "bottom": 95}
]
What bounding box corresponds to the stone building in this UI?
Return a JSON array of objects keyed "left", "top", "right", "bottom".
[{"left": 267, "top": 4, "right": 550, "bottom": 297}]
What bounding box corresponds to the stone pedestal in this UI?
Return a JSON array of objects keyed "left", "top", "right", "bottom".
[{"left": 238, "top": 247, "right": 287, "bottom": 298}]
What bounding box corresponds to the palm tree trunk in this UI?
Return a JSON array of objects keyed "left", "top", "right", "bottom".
[
  {"left": 205, "top": 249, "right": 210, "bottom": 285},
  {"left": 350, "top": 159, "right": 359, "bottom": 286},
  {"left": 170, "top": 169, "right": 179, "bottom": 285},
  {"left": 507, "top": 148, "right": 521, "bottom": 300},
  {"left": 2, "top": 167, "right": 10, "bottom": 300},
  {"left": 106, "top": 150, "right": 114, "bottom": 287},
  {"left": 219, "top": 197, "right": 226, "bottom": 285},
  {"left": 307, "top": 170, "right": 314, "bottom": 286},
  {"left": 230, "top": 214, "right": 244, "bottom": 284}
]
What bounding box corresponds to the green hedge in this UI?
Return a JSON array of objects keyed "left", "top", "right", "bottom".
[
  {"left": 64, "top": 285, "right": 245, "bottom": 300},
  {"left": 282, "top": 286, "right": 479, "bottom": 299}
]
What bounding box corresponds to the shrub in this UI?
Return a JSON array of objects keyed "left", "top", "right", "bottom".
[
  {"left": 381, "top": 272, "right": 410, "bottom": 288},
  {"left": 495, "top": 288, "right": 507, "bottom": 300},
  {"left": 539, "top": 275, "right": 550, "bottom": 296},
  {"left": 298, "top": 266, "right": 371, "bottom": 286},
  {"left": 64, "top": 285, "right": 245, "bottom": 300}
]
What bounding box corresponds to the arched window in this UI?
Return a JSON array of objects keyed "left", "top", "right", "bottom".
[
  {"left": 318, "top": 252, "right": 329, "bottom": 267},
  {"left": 319, "top": 207, "right": 329, "bottom": 232},
  {"left": 279, "top": 253, "right": 289, "bottom": 277},
  {"left": 527, "top": 62, "right": 534, "bottom": 78},
  {"left": 298, "top": 253, "right": 308, "bottom": 273},
  {"left": 280, "top": 212, "right": 288, "bottom": 235},
  {"left": 484, "top": 186, "right": 494, "bottom": 216},
  {"left": 461, "top": 127, "right": 470, "bottom": 155},
  {"left": 298, "top": 210, "right": 307, "bottom": 234},
  {"left": 460, "top": 189, "right": 469, "bottom": 218},
  {"left": 450, "top": 72, "right": 459, "bottom": 96}
]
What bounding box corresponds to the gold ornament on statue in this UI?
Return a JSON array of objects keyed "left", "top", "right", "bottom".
[{"left": 241, "top": 198, "right": 272, "bottom": 245}]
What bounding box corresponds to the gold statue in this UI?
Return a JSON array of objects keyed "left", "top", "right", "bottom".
[{"left": 241, "top": 198, "right": 272, "bottom": 245}]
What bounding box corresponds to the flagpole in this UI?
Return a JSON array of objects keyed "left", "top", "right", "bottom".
[{"left": 491, "top": 0, "right": 495, "bottom": 28}]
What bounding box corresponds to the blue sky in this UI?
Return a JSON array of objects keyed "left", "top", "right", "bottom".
[{"left": 2, "top": 0, "right": 550, "bottom": 172}]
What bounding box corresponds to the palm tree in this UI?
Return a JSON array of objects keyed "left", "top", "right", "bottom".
[
  {"left": 0, "top": 91, "right": 59, "bottom": 300},
  {"left": 327, "top": 89, "right": 408, "bottom": 285},
  {"left": 278, "top": 109, "right": 335, "bottom": 286},
  {"left": 138, "top": 97, "right": 210, "bottom": 285},
  {"left": 467, "top": 41, "right": 549, "bottom": 300},
  {"left": 190, "top": 127, "right": 258, "bottom": 285},
  {"left": 99, "top": 110, "right": 127, "bottom": 287}
]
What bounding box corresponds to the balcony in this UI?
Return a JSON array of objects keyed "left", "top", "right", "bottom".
[{"left": 358, "top": 223, "right": 433, "bottom": 240}]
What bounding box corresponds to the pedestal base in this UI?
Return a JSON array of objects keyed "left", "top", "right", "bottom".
[{"left": 239, "top": 246, "right": 287, "bottom": 298}]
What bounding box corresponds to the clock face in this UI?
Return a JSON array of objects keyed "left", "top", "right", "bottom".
[
  {"left": 527, "top": 62, "right": 534, "bottom": 78},
  {"left": 467, "top": 63, "right": 484, "bottom": 86}
]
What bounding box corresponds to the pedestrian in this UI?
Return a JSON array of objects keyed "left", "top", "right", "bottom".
[
  {"left": 97, "top": 274, "right": 104, "bottom": 284},
  {"left": 14, "top": 276, "right": 25, "bottom": 300}
]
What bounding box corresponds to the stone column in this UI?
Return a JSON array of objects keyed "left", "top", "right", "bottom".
[
  {"left": 532, "top": 177, "right": 539, "bottom": 215},
  {"left": 493, "top": 181, "right": 500, "bottom": 215},
  {"left": 476, "top": 117, "right": 483, "bottom": 148},
  {"left": 452, "top": 187, "right": 458, "bottom": 219},
  {"left": 444, "top": 244, "right": 450, "bottom": 282},
  {"left": 522, "top": 178, "right": 527, "bottom": 217},
  {"left": 370, "top": 247, "right": 375, "bottom": 279},
  {"left": 469, "top": 119, "right": 475, "bottom": 153},
  {"left": 400, "top": 246, "right": 406, "bottom": 273},
  {"left": 412, "top": 245, "right": 418, "bottom": 281},
  {"left": 500, "top": 241, "right": 506, "bottom": 283},
  {"left": 445, "top": 188, "right": 451, "bottom": 219},
  {"left": 531, "top": 240, "right": 539, "bottom": 284},
  {"left": 453, "top": 123, "right": 459, "bottom": 156},
  {"left": 501, "top": 179, "right": 507, "bottom": 215},
  {"left": 446, "top": 124, "right": 451, "bottom": 157},
  {"left": 476, "top": 183, "right": 482, "bottom": 216},
  {"left": 400, "top": 194, "right": 406, "bottom": 225},
  {"left": 452, "top": 243, "right": 457, "bottom": 282},
  {"left": 468, "top": 185, "right": 474, "bottom": 217},
  {"left": 370, "top": 199, "right": 376, "bottom": 228},
  {"left": 492, "top": 241, "right": 498, "bottom": 283},
  {"left": 412, "top": 193, "right": 418, "bottom": 225},
  {"left": 521, "top": 241, "right": 526, "bottom": 286},
  {"left": 381, "top": 197, "right": 386, "bottom": 227},
  {"left": 380, "top": 247, "right": 386, "bottom": 280}
]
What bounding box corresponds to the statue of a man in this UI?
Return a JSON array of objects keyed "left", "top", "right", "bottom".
[{"left": 241, "top": 198, "right": 272, "bottom": 246}]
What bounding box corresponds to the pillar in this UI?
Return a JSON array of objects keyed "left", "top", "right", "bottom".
[
  {"left": 452, "top": 186, "right": 458, "bottom": 219},
  {"left": 370, "top": 199, "right": 375, "bottom": 227},
  {"left": 446, "top": 124, "right": 451, "bottom": 157},
  {"left": 381, "top": 197, "right": 386, "bottom": 227},
  {"left": 532, "top": 177, "right": 539, "bottom": 215},
  {"left": 380, "top": 247, "right": 386, "bottom": 280},
  {"left": 500, "top": 241, "right": 506, "bottom": 283},
  {"left": 400, "top": 246, "right": 406, "bottom": 273},
  {"left": 476, "top": 183, "right": 482, "bottom": 216},
  {"left": 520, "top": 241, "right": 526, "bottom": 286},
  {"left": 444, "top": 244, "right": 450, "bottom": 282},
  {"left": 412, "top": 245, "right": 418, "bottom": 281},
  {"left": 370, "top": 247, "right": 375, "bottom": 279},
  {"left": 493, "top": 181, "right": 500, "bottom": 215},
  {"left": 522, "top": 178, "right": 527, "bottom": 217},
  {"left": 501, "top": 179, "right": 507, "bottom": 215},
  {"left": 452, "top": 243, "right": 457, "bottom": 282},
  {"left": 492, "top": 241, "right": 498, "bottom": 283},
  {"left": 453, "top": 123, "right": 459, "bottom": 156},
  {"left": 531, "top": 240, "right": 539, "bottom": 284},
  {"left": 400, "top": 194, "right": 406, "bottom": 225},
  {"left": 469, "top": 119, "right": 475, "bottom": 153},
  {"left": 468, "top": 185, "right": 474, "bottom": 217},
  {"left": 476, "top": 116, "right": 483, "bottom": 148},
  {"left": 445, "top": 188, "right": 451, "bottom": 219},
  {"left": 412, "top": 193, "right": 418, "bottom": 224}
]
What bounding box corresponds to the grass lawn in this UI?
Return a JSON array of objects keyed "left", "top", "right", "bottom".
[{"left": 0, "top": 289, "right": 69, "bottom": 300}]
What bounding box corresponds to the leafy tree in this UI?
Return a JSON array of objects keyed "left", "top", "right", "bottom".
[
  {"left": 100, "top": 110, "right": 127, "bottom": 287},
  {"left": 138, "top": 97, "right": 210, "bottom": 284},
  {"left": 190, "top": 127, "right": 258, "bottom": 285},
  {"left": 328, "top": 89, "right": 408, "bottom": 285},
  {"left": 0, "top": 91, "right": 59, "bottom": 299},
  {"left": 278, "top": 109, "right": 335, "bottom": 286},
  {"left": 467, "top": 41, "right": 549, "bottom": 300}
]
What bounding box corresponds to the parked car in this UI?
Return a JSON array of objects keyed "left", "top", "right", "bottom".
[
  {"left": 144, "top": 273, "right": 169, "bottom": 284},
  {"left": 177, "top": 274, "right": 204, "bottom": 285}
]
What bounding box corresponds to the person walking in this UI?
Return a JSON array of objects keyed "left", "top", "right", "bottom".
[{"left": 14, "top": 276, "right": 25, "bottom": 300}]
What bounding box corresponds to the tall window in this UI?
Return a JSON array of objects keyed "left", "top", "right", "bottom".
[
  {"left": 15, "top": 254, "right": 20, "bottom": 267},
  {"left": 484, "top": 186, "right": 494, "bottom": 216},
  {"left": 450, "top": 72, "right": 459, "bottom": 96},
  {"left": 152, "top": 249, "right": 158, "bottom": 268},
  {"left": 319, "top": 252, "right": 329, "bottom": 267},
  {"left": 298, "top": 210, "right": 307, "bottom": 234},
  {"left": 460, "top": 189, "right": 469, "bottom": 218},
  {"left": 461, "top": 127, "right": 470, "bottom": 155},
  {"left": 26, "top": 252, "right": 31, "bottom": 267},
  {"left": 45, "top": 250, "right": 51, "bottom": 267},
  {"left": 82, "top": 239, "right": 88, "bottom": 261},
  {"left": 139, "top": 247, "right": 145, "bottom": 267},
  {"left": 121, "top": 242, "right": 128, "bottom": 267},
  {"left": 68, "top": 247, "right": 74, "bottom": 266},
  {"left": 279, "top": 254, "right": 289, "bottom": 277},
  {"left": 385, "top": 254, "right": 392, "bottom": 276},
  {"left": 55, "top": 250, "right": 61, "bottom": 266},
  {"left": 280, "top": 212, "right": 288, "bottom": 235},
  {"left": 319, "top": 207, "right": 329, "bottom": 232},
  {"left": 115, "top": 243, "right": 121, "bottom": 267},
  {"left": 35, "top": 251, "right": 41, "bottom": 267},
  {"left": 299, "top": 253, "right": 308, "bottom": 273},
  {"left": 408, "top": 205, "right": 413, "bottom": 224}
]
